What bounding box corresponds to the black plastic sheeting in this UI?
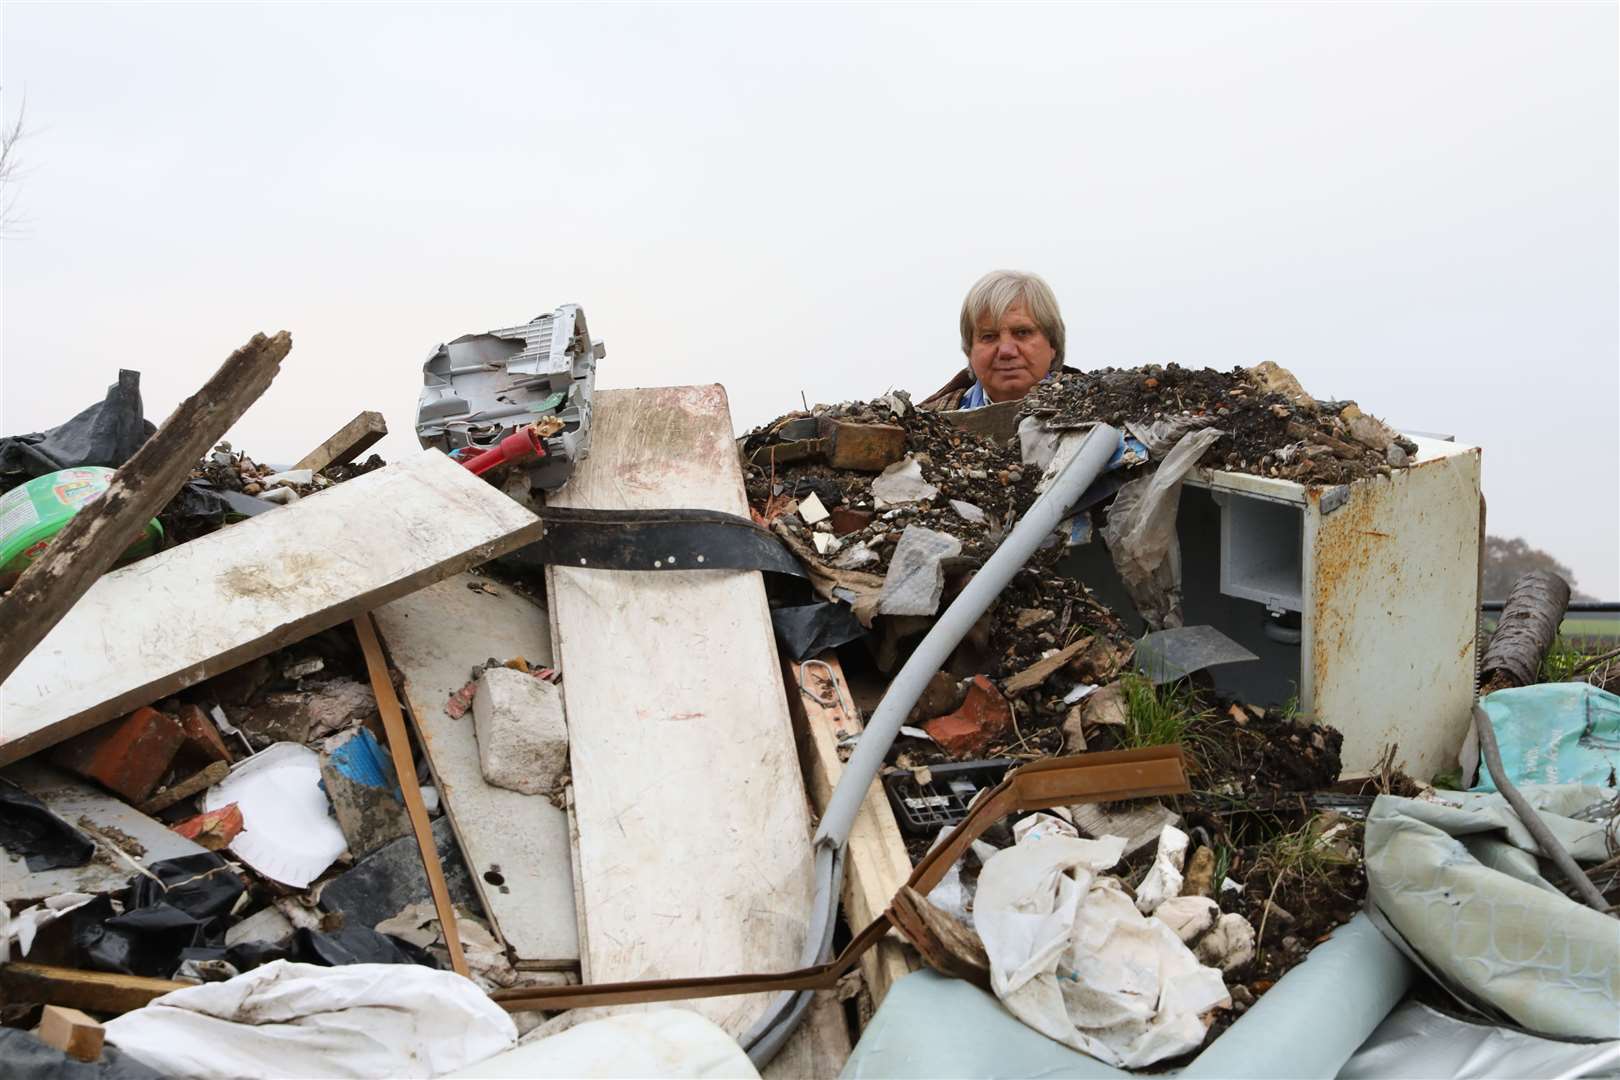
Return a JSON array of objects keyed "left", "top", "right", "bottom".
[
  {"left": 0, "top": 371, "right": 154, "bottom": 494},
  {"left": 771, "top": 602, "right": 867, "bottom": 661},
  {"left": 0, "top": 370, "right": 277, "bottom": 537},
  {"left": 66, "top": 853, "right": 438, "bottom": 979},
  {"left": 0, "top": 778, "right": 95, "bottom": 871},
  {"left": 74, "top": 854, "right": 247, "bottom": 977}
]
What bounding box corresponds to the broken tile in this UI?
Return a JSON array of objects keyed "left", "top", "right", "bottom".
[{"left": 921, "top": 676, "right": 1013, "bottom": 758}]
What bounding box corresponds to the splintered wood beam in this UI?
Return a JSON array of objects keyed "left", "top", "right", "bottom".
[
  {"left": 0, "top": 331, "right": 292, "bottom": 683},
  {"left": 0, "top": 963, "right": 182, "bottom": 1015},
  {"left": 294, "top": 410, "right": 388, "bottom": 473}
]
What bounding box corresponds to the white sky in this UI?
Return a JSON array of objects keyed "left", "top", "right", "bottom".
[{"left": 3, "top": 2, "right": 1616, "bottom": 595}]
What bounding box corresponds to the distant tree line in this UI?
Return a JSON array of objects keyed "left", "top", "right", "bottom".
[{"left": 1483, "top": 535, "right": 1597, "bottom": 602}]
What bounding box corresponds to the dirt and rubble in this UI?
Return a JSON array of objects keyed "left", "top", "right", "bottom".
[{"left": 1022, "top": 363, "right": 1418, "bottom": 486}]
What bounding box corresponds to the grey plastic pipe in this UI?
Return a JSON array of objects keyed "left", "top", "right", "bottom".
[{"left": 742, "top": 423, "right": 1121, "bottom": 1067}]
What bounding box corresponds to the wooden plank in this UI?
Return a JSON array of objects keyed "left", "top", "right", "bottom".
[
  {"left": 0, "top": 964, "right": 182, "bottom": 1015},
  {"left": 1, "top": 762, "right": 207, "bottom": 905},
  {"left": 768, "top": 990, "right": 851, "bottom": 1079},
  {"left": 355, "top": 612, "right": 469, "bottom": 978},
  {"left": 785, "top": 655, "right": 918, "bottom": 1012},
  {"left": 0, "top": 450, "right": 543, "bottom": 766},
  {"left": 294, "top": 410, "right": 388, "bottom": 474},
  {"left": 372, "top": 573, "right": 579, "bottom": 968},
  {"left": 0, "top": 332, "right": 291, "bottom": 684},
  {"left": 38, "top": 1005, "right": 104, "bottom": 1062},
  {"left": 546, "top": 385, "right": 816, "bottom": 1038}
]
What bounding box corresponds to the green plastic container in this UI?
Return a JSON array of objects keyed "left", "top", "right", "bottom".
[{"left": 0, "top": 467, "right": 164, "bottom": 585}]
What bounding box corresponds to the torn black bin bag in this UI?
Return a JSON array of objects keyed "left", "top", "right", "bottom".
[
  {"left": 0, "top": 371, "right": 154, "bottom": 494},
  {"left": 772, "top": 603, "right": 867, "bottom": 661},
  {"left": 159, "top": 481, "right": 277, "bottom": 542},
  {"left": 289, "top": 925, "right": 441, "bottom": 968},
  {"left": 0, "top": 777, "right": 95, "bottom": 871},
  {"left": 74, "top": 854, "right": 246, "bottom": 977}
]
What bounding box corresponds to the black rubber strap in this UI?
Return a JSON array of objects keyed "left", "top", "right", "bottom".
[{"left": 494, "top": 506, "right": 808, "bottom": 578}]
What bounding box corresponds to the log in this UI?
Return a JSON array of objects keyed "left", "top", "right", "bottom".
[
  {"left": 0, "top": 332, "right": 291, "bottom": 683},
  {"left": 1481, "top": 570, "right": 1571, "bottom": 694},
  {"left": 294, "top": 410, "right": 387, "bottom": 473},
  {"left": 0, "top": 963, "right": 182, "bottom": 1015}
]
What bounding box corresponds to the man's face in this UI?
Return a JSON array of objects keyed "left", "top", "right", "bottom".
[{"left": 968, "top": 301, "right": 1056, "bottom": 403}]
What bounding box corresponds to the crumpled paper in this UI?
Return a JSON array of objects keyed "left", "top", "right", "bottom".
[
  {"left": 974, "top": 830, "right": 1229, "bottom": 1068},
  {"left": 1099, "top": 427, "right": 1224, "bottom": 629}
]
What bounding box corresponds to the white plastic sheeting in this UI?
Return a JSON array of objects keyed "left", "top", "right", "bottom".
[
  {"left": 104, "top": 960, "right": 517, "bottom": 1078},
  {"left": 974, "top": 830, "right": 1229, "bottom": 1068},
  {"left": 448, "top": 1009, "right": 760, "bottom": 1078},
  {"left": 1365, "top": 786, "right": 1619, "bottom": 1040},
  {"left": 1338, "top": 1000, "right": 1620, "bottom": 1080}
]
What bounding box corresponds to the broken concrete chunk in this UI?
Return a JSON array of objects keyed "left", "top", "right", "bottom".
[
  {"left": 319, "top": 728, "right": 411, "bottom": 859},
  {"left": 1152, "top": 895, "right": 1219, "bottom": 944},
  {"left": 473, "top": 668, "right": 568, "bottom": 796},
  {"left": 50, "top": 706, "right": 184, "bottom": 803},
  {"left": 1247, "top": 361, "right": 1315, "bottom": 408},
  {"left": 871, "top": 455, "right": 938, "bottom": 508},
  {"left": 906, "top": 671, "right": 966, "bottom": 725},
  {"left": 877, "top": 526, "right": 962, "bottom": 617},
  {"left": 949, "top": 499, "right": 987, "bottom": 524},
  {"left": 1134, "top": 824, "right": 1190, "bottom": 914},
  {"left": 1195, "top": 912, "right": 1256, "bottom": 973},
  {"left": 1081, "top": 681, "right": 1129, "bottom": 729},
  {"left": 921, "top": 675, "right": 1013, "bottom": 758}
]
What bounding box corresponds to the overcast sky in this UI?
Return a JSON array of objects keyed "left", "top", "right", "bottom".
[{"left": 3, "top": 3, "right": 1615, "bottom": 595}]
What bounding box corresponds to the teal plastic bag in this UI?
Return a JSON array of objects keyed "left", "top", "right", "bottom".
[{"left": 1473, "top": 683, "right": 1620, "bottom": 791}]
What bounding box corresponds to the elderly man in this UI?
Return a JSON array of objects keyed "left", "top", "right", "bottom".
[{"left": 922, "top": 270, "right": 1074, "bottom": 410}]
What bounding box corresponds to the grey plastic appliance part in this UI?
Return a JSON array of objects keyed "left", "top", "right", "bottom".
[
  {"left": 1215, "top": 489, "right": 1304, "bottom": 612},
  {"left": 415, "top": 303, "right": 604, "bottom": 490}
]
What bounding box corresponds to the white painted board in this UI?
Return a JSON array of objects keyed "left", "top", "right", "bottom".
[
  {"left": 373, "top": 573, "right": 579, "bottom": 968},
  {"left": 1, "top": 450, "right": 544, "bottom": 765},
  {"left": 1, "top": 761, "right": 207, "bottom": 905},
  {"left": 546, "top": 386, "right": 816, "bottom": 1037}
]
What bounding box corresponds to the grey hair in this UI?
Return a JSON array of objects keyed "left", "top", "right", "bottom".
[{"left": 958, "top": 270, "right": 1065, "bottom": 365}]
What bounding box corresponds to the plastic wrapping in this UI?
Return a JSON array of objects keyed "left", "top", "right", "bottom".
[
  {"left": 1099, "top": 428, "right": 1225, "bottom": 629},
  {"left": 450, "top": 1009, "right": 760, "bottom": 1079},
  {"left": 0, "top": 777, "right": 94, "bottom": 871},
  {"left": 771, "top": 603, "right": 867, "bottom": 661},
  {"left": 1472, "top": 684, "right": 1620, "bottom": 792},
  {"left": 1365, "top": 786, "right": 1618, "bottom": 1039},
  {"left": 103, "top": 960, "right": 516, "bottom": 1079},
  {"left": 0, "top": 371, "right": 153, "bottom": 493},
  {"left": 1338, "top": 1000, "right": 1620, "bottom": 1080}
]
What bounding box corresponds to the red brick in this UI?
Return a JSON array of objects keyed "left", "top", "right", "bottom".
[
  {"left": 921, "top": 675, "right": 1013, "bottom": 758},
  {"left": 175, "top": 703, "right": 232, "bottom": 766},
  {"left": 52, "top": 706, "right": 185, "bottom": 802}
]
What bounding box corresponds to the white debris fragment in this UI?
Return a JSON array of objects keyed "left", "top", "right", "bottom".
[
  {"left": 949, "top": 499, "right": 987, "bottom": 524},
  {"left": 798, "top": 492, "right": 830, "bottom": 525},
  {"left": 872, "top": 455, "right": 938, "bottom": 508},
  {"left": 1151, "top": 895, "right": 1220, "bottom": 944},
  {"left": 1195, "top": 912, "right": 1257, "bottom": 973},
  {"left": 1134, "top": 823, "right": 1190, "bottom": 914}
]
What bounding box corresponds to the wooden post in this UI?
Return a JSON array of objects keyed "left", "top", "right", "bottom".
[
  {"left": 0, "top": 331, "right": 291, "bottom": 683},
  {"left": 783, "top": 655, "right": 918, "bottom": 1012},
  {"left": 294, "top": 410, "right": 387, "bottom": 473}
]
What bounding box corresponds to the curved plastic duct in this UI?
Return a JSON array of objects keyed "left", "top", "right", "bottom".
[{"left": 743, "top": 423, "right": 1122, "bottom": 1067}]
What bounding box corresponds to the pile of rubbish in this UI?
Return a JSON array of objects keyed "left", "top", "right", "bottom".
[
  {"left": 1021, "top": 361, "right": 1420, "bottom": 484},
  {"left": 1, "top": 335, "right": 1616, "bottom": 1080}
]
